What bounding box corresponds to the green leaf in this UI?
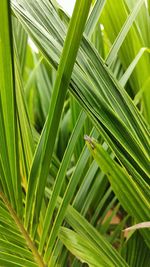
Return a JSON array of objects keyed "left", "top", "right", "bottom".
[
  {"left": 105, "top": 0, "right": 145, "bottom": 66},
  {"left": 85, "top": 0, "right": 106, "bottom": 38},
  {"left": 101, "top": 0, "right": 150, "bottom": 122},
  {"left": 0, "top": 191, "right": 45, "bottom": 267},
  {"left": 85, "top": 136, "right": 150, "bottom": 247},
  {"left": 0, "top": 0, "right": 22, "bottom": 215},
  {"left": 24, "top": 0, "right": 92, "bottom": 234},
  {"left": 39, "top": 111, "right": 86, "bottom": 253},
  {"left": 44, "top": 189, "right": 129, "bottom": 267},
  {"left": 0, "top": 1, "right": 150, "bottom": 266},
  {"left": 12, "top": 0, "right": 150, "bottom": 183},
  {"left": 119, "top": 47, "right": 150, "bottom": 87},
  {"left": 59, "top": 227, "right": 124, "bottom": 267},
  {"left": 122, "top": 231, "right": 150, "bottom": 267}
]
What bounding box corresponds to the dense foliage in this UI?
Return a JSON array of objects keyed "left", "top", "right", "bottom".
[{"left": 0, "top": 0, "right": 149, "bottom": 266}]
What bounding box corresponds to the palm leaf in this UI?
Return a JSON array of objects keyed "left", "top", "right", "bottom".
[{"left": 0, "top": 0, "right": 149, "bottom": 266}]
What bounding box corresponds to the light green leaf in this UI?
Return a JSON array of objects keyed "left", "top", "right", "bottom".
[
  {"left": 85, "top": 0, "right": 106, "bottom": 38},
  {"left": 24, "top": 0, "right": 92, "bottom": 235},
  {"left": 59, "top": 227, "right": 125, "bottom": 267},
  {"left": 85, "top": 136, "right": 150, "bottom": 247},
  {"left": 119, "top": 47, "right": 150, "bottom": 87},
  {"left": 0, "top": 0, "right": 22, "bottom": 214},
  {"left": 105, "top": 0, "right": 144, "bottom": 66}
]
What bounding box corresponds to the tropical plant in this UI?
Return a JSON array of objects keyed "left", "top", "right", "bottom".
[{"left": 0, "top": 0, "right": 150, "bottom": 266}]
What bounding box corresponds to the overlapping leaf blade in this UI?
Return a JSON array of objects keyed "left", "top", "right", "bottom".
[
  {"left": 0, "top": 0, "right": 22, "bottom": 214},
  {"left": 0, "top": 0, "right": 149, "bottom": 266},
  {"left": 85, "top": 136, "right": 150, "bottom": 247},
  {"left": 12, "top": 1, "right": 150, "bottom": 186}
]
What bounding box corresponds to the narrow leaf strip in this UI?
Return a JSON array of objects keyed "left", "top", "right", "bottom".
[
  {"left": 85, "top": 0, "right": 106, "bottom": 38},
  {"left": 0, "top": 0, "right": 22, "bottom": 214},
  {"left": 85, "top": 136, "right": 150, "bottom": 246},
  {"left": 105, "top": 0, "right": 144, "bottom": 66},
  {"left": 134, "top": 77, "right": 150, "bottom": 105},
  {"left": 119, "top": 47, "right": 150, "bottom": 87},
  {"left": 24, "top": 0, "right": 92, "bottom": 233},
  {"left": 39, "top": 111, "right": 86, "bottom": 253},
  {"left": 123, "top": 222, "right": 150, "bottom": 232}
]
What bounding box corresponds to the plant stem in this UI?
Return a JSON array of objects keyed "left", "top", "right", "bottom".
[{"left": 0, "top": 191, "right": 46, "bottom": 267}]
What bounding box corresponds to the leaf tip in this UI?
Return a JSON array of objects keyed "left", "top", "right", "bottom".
[{"left": 84, "top": 135, "right": 95, "bottom": 149}]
